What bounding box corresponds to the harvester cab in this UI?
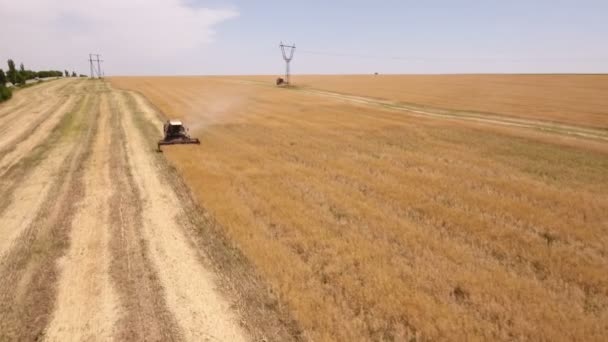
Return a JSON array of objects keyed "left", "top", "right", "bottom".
[{"left": 157, "top": 120, "right": 200, "bottom": 151}]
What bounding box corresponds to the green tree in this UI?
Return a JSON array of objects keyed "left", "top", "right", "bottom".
[
  {"left": 0, "top": 69, "right": 6, "bottom": 86},
  {"left": 7, "top": 59, "right": 17, "bottom": 84},
  {"left": 18, "top": 63, "right": 35, "bottom": 81},
  {"left": 64, "top": 70, "right": 69, "bottom": 77},
  {"left": 0, "top": 86, "right": 12, "bottom": 102},
  {"left": 16, "top": 72, "right": 25, "bottom": 85},
  {"left": 71, "top": 71, "right": 77, "bottom": 77}
]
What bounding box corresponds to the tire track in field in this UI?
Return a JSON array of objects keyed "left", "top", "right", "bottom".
[
  {"left": 0, "top": 84, "right": 99, "bottom": 341},
  {"left": 0, "top": 79, "right": 253, "bottom": 341},
  {"left": 0, "top": 81, "right": 69, "bottom": 145},
  {"left": 43, "top": 92, "right": 120, "bottom": 341},
  {"left": 0, "top": 97, "right": 73, "bottom": 159},
  {"left": 106, "top": 90, "right": 182, "bottom": 341},
  {"left": 118, "top": 90, "right": 247, "bottom": 341},
  {"left": 0, "top": 93, "right": 90, "bottom": 257},
  {"left": 0, "top": 79, "right": 69, "bottom": 123},
  {"left": 0, "top": 82, "right": 47, "bottom": 119},
  {"left": 0, "top": 81, "right": 85, "bottom": 176}
]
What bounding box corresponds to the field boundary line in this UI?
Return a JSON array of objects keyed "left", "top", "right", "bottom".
[{"left": 230, "top": 79, "right": 608, "bottom": 142}]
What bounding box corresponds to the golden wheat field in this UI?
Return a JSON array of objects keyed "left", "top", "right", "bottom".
[
  {"left": 244, "top": 74, "right": 608, "bottom": 128},
  {"left": 111, "top": 75, "right": 608, "bottom": 341}
]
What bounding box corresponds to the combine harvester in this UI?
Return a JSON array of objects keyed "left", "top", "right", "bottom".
[{"left": 157, "top": 120, "right": 200, "bottom": 151}]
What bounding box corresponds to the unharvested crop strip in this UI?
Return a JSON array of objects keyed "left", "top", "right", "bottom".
[
  {"left": 234, "top": 79, "right": 608, "bottom": 142},
  {"left": 301, "top": 88, "right": 608, "bottom": 141}
]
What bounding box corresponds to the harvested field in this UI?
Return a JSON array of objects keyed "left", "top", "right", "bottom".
[
  {"left": 111, "top": 75, "right": 608, "bottom": 341},
  {"left": 0, "top": 79, "right": 297, "bottom": 341}
]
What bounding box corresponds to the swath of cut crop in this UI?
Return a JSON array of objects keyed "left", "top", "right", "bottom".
[{"left": 0, "top": 83, "right": 98, "bottom": 341}]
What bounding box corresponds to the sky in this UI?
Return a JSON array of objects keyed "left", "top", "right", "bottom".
[{"left": 0, "top": 0, "right": 606, "bottom": 75}]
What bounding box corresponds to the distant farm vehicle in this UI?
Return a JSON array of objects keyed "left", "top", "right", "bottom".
[{"left": 157, "top": 120, "right": 200, "bottom": 151}]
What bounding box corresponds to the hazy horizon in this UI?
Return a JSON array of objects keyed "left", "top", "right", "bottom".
[
  {"left": 1, "top": 0, "right": 606, "bottom": 76},
  {"left": 108, "top": 72, "right": 608, "bottom": 77}
]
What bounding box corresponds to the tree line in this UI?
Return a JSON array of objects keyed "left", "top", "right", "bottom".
[
  {"left": 0, "top": 67, "right": 11, "bottom": 102},
  {"left": 0, "top": 59, "right": 85, "bottom": 102}
]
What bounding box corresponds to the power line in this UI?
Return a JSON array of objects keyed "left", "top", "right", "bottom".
[
  {"left": 88, "top": 53, "right": 104, "bottom": 79},
  {"left": 279, "top": 42, "right": 296, "bottom": 84},
  {"left": 298, "top": 50, "right": 608, "bottom": 62},
  {"left": 298, "top": 50, "right": 436, "bottom": 61}
]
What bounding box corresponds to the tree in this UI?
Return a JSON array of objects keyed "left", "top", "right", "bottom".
[
  {"left": 0, "top": 69, "right": 6, "bottom": 86},
  {"left": 16, "top": 72, "right": 25, "bottom": 86},
  {"left": 0, "top": 86, "right": 11, "bottom": 102},
  {"left": 71, "top": 71, "right": 77, "bottom": 77},
  {"left": 7, "top": 60, "right": 17, "bottom": 84},
  {"left": 18, "top": 63, "right": 35, "bottom": 81}
]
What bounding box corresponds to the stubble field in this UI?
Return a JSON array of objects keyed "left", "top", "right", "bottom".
[{"left": 111, "top": 75, "right": 608, "bottom": 341}]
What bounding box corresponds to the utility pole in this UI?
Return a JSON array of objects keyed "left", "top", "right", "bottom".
[
  {"left": 93, "top": 54, "right": 103, "bottom": 79},
  {"left": 89, "top": 54, "right": 94, "bottom": 78},
  {"left": 95, "top": 54, "right": 103, "bottom": 79},
  {"left": 97, "top": 55, "right": 103, "bottom": 78},
  {"left": 279, "top": 42, "right": 296, "bottom": 85},
  {"left": 88, "top": 53, "right": 104, "bottom": 79}
]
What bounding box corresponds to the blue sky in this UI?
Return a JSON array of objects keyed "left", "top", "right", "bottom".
[
  {"left": 1, "top": 0, "right": 606, "bottom": 75},
  {"left": 201, "top": 0, "right": 607, "bottom": 74}
]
